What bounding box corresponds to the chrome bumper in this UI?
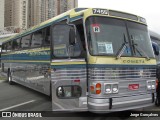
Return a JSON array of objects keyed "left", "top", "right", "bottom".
[{"left": 88, "top": 94, "right": 155, "bottom": 113}]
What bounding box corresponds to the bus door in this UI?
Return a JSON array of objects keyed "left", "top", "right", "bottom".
[{"left": 51, "top": 24, "right": 87, "bottom": 111}]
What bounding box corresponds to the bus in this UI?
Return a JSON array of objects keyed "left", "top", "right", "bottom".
[
  {"left": 1, "top": 8, "right": 159, "bottom": 112},
  {"left": 0, "top": 33, "right": 17, "bottom": 68},
  {"left": 150, "top": 30, "right": 160, "bottom": 106}
]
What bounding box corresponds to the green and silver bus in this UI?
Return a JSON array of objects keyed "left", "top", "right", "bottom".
[{"left": 1, "top": 8, "right": 158, "bottom": 112}]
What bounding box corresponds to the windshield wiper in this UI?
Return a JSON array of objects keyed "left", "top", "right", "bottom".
[
  {"left": 116, "top": 34, "right": 128, "bottom": 59},
  {"left": 131, "top": 36, "right": 150, "bottom": 60}
]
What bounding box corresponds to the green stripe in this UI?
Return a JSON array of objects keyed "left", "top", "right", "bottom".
[{"left": 1, "top": 60, "right": 50, "bottom": 63}]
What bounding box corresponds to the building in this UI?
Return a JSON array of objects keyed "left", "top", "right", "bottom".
[
  {"left": 48, "top": 0, "right": 56, "bottom": 19},
  {"left": 5, "top": 0, "right": 78, "bottom": 29},
  {"left": 67, "top": 0, "right": 78, "bottom": 10},
  {"left": 5, "top": 0, "right": 29, "bottom": 31},
  {"left": 0, "top": 0, "right": 4, "bottom": 29},
  {"left": 29, "top": 0, "right": 41, "bottom": 27},
  {"left": 29, "top": 0, "right": 78, "bottom": 26},
  {"left": 4, "top": 0, "right": 12, "bottom": 27},
  {"left": 53, "top": 0, "right": 78, "bottom": 16}
]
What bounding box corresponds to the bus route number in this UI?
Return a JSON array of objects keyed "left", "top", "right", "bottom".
[{"left": 93, "top": 9, "right": 108, "bottom": 15}]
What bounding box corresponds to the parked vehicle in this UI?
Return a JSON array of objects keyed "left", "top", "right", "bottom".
[
  {"left": 150, "top": 31, "right": 160, "bottom": 106},
  {"left": 1, "top": 8, "right": 158, "bottom": 112}
]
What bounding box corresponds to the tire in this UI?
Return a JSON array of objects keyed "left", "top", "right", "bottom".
[{"left": 8, "top": 69, "right": 14, "bottom": 85}]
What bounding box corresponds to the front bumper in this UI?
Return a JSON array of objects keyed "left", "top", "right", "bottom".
[{"left": 88, "top": 93, "right": 155, "bottom": 113}]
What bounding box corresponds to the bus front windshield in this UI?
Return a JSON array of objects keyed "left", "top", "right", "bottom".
[{"left": 86, "top": 17, "right": 154, "bottom": 58}]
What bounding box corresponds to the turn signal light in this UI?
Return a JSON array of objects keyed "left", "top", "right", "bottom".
[
  {"left": 90, "top": 85, "right": 95, "bottom": 92},
  {"left": 96, "top": 83, "right": 101, "bottom": 94}
]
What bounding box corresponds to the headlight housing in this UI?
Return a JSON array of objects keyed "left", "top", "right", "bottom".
[
  {"left": 147, "top": 80, "right": 156, "bottom": 90},
  {"left": 105, "top": 83, "right": 119, "bottom": 94}
]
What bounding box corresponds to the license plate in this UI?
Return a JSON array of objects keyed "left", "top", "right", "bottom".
[{"left": 128, "top": 84, "right": 139, "bottom": 90}]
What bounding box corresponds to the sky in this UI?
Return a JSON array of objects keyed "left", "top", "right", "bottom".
[{"left": 78, "top": 0, "right": 160, "bottom": 34}]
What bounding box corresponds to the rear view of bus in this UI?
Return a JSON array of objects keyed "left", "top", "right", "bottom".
[{"left": 84, "top": 8, "right": 156, "bottom": 112}]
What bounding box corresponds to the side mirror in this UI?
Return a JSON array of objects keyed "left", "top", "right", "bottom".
[
  {"left": 152, "top": 42, "right": 159, "bottom": 56},
  {"left": 69, "top": 27, "right": 76, "bottom": 45}
]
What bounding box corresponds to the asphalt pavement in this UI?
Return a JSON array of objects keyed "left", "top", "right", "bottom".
[{"left": 0, "top": 80, "right": 160, "bottom": 120}]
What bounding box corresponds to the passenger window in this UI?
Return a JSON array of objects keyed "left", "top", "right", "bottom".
[
  {"left": 6, "top": 41, "right": 12, "bottom": 52},
  {"left": 2, "top": 43, "right": 7, "bottom": 52},
  {"left": 21, "top": 34, "right": 31, "bottom": 49},
  {"left": 13, "top": 38, "right": 21, "bottom": 50},
  {"left": 31, "top": 30, "right": 43, "bottom": 48},
  {"left": 53, "top": 25, "right": 81, "bottom": 58},
  {"left": 44, "top": 27, "right": 51, "bottom": 46}
]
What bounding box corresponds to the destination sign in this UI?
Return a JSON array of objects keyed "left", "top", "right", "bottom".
[{"left": 92, "top": 9, "right": 108, "bottom": 15}]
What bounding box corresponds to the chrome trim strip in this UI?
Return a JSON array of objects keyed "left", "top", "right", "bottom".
[{"left": 52, "top": 59, "right": 85, "bottom": 62}]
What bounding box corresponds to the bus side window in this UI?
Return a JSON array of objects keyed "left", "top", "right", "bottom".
[
  {"left": 44, "top": 27, "right": 51, "bottom": 46},
  {"left": 21, "top": 34, "right": 32, "bottom": 49},
  {"left": 6, "top": 41, "right": 12, "bottom": 52},
  {"left": 13, "top": 38, "right": 21, "bottom": 50},
  {"left": 2, "top": 44, "right": 6, "bottom": 53},
  {"left": 53, "top": 24, "right": 81, "bottom": 58},
  {"left": 76, "top": 24, "right": 86, "bottom": 51},
  {"left": 31, "top": 30, "right": 43, "bottom": 48}
]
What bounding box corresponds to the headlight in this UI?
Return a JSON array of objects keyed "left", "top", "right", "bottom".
[
  {"left": 147, "top": 81, "right": 152, "bottom": 90},
  {"left": 105, "top": 84, "right": 112, "bottom": 93},
  {"left": 151, "top": 81, "right": 156, "bottom": 89},
  {"left": 112, "top": 84, "right": 119, "bottom": 93},
  {"left": 105, "top": 83, "right": 119, "bottom": 94},
  {"left": 151, "top": 85, "right": 155, "bottom": 89},
  {"left": 147, "top": 80, "right": 156, "bottom": 90}
]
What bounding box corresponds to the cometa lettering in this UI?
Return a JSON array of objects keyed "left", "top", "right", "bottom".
[{"left": 123, "top": 60, "right": 145, "bottom": 64}]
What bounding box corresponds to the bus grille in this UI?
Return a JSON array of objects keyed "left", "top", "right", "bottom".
[{"left": 88, "top": 67, "right": 156, "bottom": 97}]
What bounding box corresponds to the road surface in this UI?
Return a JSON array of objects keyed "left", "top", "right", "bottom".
[{"left": 0, "top": 80, "right": 160, "bottom": 120}]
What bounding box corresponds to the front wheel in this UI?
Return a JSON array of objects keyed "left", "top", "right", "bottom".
[{"left": 8, "top": 70, "right": 14, "bottom": 85}]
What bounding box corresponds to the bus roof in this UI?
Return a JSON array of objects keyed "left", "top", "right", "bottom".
[
  {"left": 2, "top": 8, "right": 147, "bottom": 44},
  {"left": 0, "top": 33, "right": 18, "bottom": 45}
]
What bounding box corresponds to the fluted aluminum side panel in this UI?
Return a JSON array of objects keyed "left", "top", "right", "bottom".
[
  {"left": 89, "top": 68, "right": 156, "bottom": 80},
  {"left": 51, "top": 68, "right": 86, "bottom": 81}
]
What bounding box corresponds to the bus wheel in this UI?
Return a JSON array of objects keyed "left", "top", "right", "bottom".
[{"left": 8, "top": 70, "right": 14, "bottom": 85}]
